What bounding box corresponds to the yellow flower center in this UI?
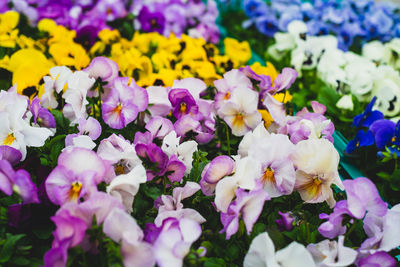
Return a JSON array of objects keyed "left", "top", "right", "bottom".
[
  {"left": 115, "top": 164, "right": 125, "bottom": 175},
  {"left": 392, "top": 136, "right": 396, "bottom": 143},
  {"left": 68, "top": 181, "right": 82, "bottom": 201},
  {"left": 232, "top": 113, "right": 245, "bottom": 127},
  {"left": 180, "top": 102, "right": 187, "bottom": 113},
  {"left": 113, "top": 104, "right": 122, "bottom": 115},
  {"left": 224, "top": 92, "right": 231, "bottom": 100},
  {"left": 3, "top": 133, "right": 16, "bottom": 146},
  {"left": 313, "top": 176, "right": 322, "bottom": 186},
  {"left": 262, "top": 167, "right": 275, "bottom": 184}
]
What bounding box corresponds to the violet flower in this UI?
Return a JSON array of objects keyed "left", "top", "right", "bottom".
[
  {"left": 318, "top": 200, "right": 349, "bottom": 239},
  {"left": 138, "top": 6, "right": 166, "bottom": 34},
  {"left": 135, "top": 143, "right": 185, "bottom": 182},
  {"left": 145, "top": 217, "right": 202, "bottom": 267},
  {"left": 84, "top": 56, "right": 119, "bottom": 88},
  {"left": 154, "top": 182, "right": 206, "bottom": 227},
  {"left": 102, "top": 77, "right": 148, "bottom": 129},
  {"left": 199, "top": 155, "right": 235, "bottom": 196},
  {"left": 343, "top": 177, "right": 388, "bottom": 219},
  {"left": 276, "top": 211, "right": 294, "bottom": 231},
  {"left": 358, "top": 251, "right": 396, "bottom": 267},
  {"left": 220, "top": 186, "right": 270, "bottom": 240},
  {"left": 168, "top": 88, "right": 198, "bottom": 120},
  {"left": 0, "top": 159, "right": 39, "bottom": 204},
  {"left": 45, "top": 147, "right": 109, "bottom": 205},
  {"left": 0, "top": 146, "right": 22, "bottom": 166}
]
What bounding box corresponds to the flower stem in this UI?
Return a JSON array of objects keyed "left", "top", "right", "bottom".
[{"left": 225, "top": 122, "right": 231, "bottom": 156}]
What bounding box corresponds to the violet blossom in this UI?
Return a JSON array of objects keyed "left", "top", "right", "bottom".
[
  {"left": 102, "top": 77, "right": 148, "bottom": 129},
  {"left": 220, "top": 186, "right": 269, "bottom": 239}
]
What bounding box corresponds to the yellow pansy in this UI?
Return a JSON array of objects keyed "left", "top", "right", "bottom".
[
  {"left": 273, "top": 91, "right": 293, "bottom": 104},
  {"left": 0, "top": 11, "right": 20, "bottom": 48},
  {"left": 152, "top": 51, "right": 177, "bottom": 71},
  {"left": 46, "top": 25, "right": 76, "bottom": 45},
  {"left": 153, "top": 69, "right": 179, "bottom": 87},
  {"left": 258, "top": 109, "right": 274, "bottom": 129},
  {"left": 38, "top": 19, "right": 57, "bottom": 34},
  {"left": 133, "top": 32, "right": 165, "bottom": 54},
  {"left": 135, "top": 56, "right": 155, "bottom": 87},
  {"left": 98, "top": 29, "right": 120, "bottom": 44},
  {"left": 155, "top": 33, "right": 181, "bottom": 55},
  {"left": 250, "top": 62, "right": 279, "bottom": 83},
  {"left": 212, "top": 55, "right": 234, "bottom": 74},
  {"left": 179, "top": 34, "right": 207, "bottom": 62},
  {"left": 224, "top": 38, "right": 251, "bottom": 67},
  {"left": 5, "top": 49, "right": 53, "bottom": 94},
  {"left": 49, "top": 42, "right": 90, "bottom": 70}
]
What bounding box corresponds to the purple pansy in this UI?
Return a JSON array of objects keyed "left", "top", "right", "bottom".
[
  {"left": 276, "top": 211, "right": 294, "bottom": 231},
  {"left": 168, "top": 88, "right": 198, "bottom": 120},
  {"left": 45, "top": 147, "right": 109, "bottom": 205},
  {"left": 138, "top": 6, "right": 166, "bottom": 34},
  {"left": 145, "top": 217, "right": 202, "bottom": 267},
  {"left": 220, "top": 186, "right": 270, "bottom": 239},
  {"left": 199, "top": 155, "right": 235, "bottom": 196},
  {"left": 135, "top": 143, "right": 185, "bottom": 182},
  {"left": 102, "top": 77, "right": 148, "bottom": 129},
  {"left": 358, "top": 251, "right": 396, "bottom": 267},
  {"left": 0, "top": 146, "right": 22, "bottom": 166},
  {"left": 0, "top": 159, "right": 39, "bottom": 204}
]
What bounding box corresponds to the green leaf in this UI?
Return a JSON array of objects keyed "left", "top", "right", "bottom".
[
  {"left": 0, "top": 234, "right": 25, "bottom": 263},
  {"left": 204, "top": 258, "right": 226, "bottom": 267}
]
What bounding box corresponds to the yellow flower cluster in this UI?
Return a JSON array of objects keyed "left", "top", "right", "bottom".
[
  {"left": 0, "top": 14, "right": 89, "bottom": 94},
  {"left": 89, "top": 28, "right": 256, "bottom": 87},
  {"left": 0, "top": 15, "right": 283, "bottom": 104}
]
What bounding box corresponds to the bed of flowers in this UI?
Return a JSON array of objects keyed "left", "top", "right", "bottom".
[{"left": 1, "top": 2, "right": 400, "bottom": 267}]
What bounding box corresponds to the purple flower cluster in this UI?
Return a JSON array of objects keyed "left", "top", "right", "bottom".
[
  {"left": 134, "top": 0, "right": 220, "bottom": 43},
  {"left": 2, "top": 0, "right": 221, "bottom": 44}
]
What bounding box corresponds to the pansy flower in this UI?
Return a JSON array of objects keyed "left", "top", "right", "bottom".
[
  {"left": 102, "top": 77, "right": 148, "bottom": 129},
  {"left": 168, "top": 88, "right": 198, "bottom": 120},
  {"left": 45, "top": 147, "right": 109, "bottom": 206},
  {"left": 346, "top": 130, "right": 375, "bottom": 153},
  {"left": 353, "top": 97, "right": 384, "bottom": 128},
  {"left": 369, "top": 119, "right": 400, "bottom": 150}
]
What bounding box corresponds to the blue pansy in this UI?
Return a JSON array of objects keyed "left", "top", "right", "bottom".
[
  {"left": 353, "top": 97, "right": 384, "bottom": 128},
  {"left": 370, "top": 119, "right": 400, "bottom": 150},
  {"left": 255, "top": 15, "right": 279, "bottom": 37},
  {"left": 243, "top": 0, "right": 269, "bottom": 18},
  {"left": 346, "top": 129, "right": 375, "bottom": 154}
]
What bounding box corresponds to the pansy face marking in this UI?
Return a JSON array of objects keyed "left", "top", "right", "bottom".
[{"left": 68, "top": 181, "right": 82, "bottom": 201}]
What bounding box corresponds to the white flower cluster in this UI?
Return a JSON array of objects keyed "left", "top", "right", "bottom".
[{"left": 269, "top": 20, "right": 400, "bottom": 117}]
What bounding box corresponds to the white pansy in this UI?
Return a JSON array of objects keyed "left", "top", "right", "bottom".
[
  {"left": 362, "top": 40, "right": 385, "bottom": 64},
  {"left": 244, "top": 231, "right": 316, "bottom": 267},
  {"left": 107, "top": 164, "right": 147, "bottom": 212},
  {"left": 41, "top": 66, "right": 73, "bottom": 109},
  {"left": 161, "top": 131, "right": 197, "bottom": 175},
  {"left": 218, "top": 86, "right": 261, "bottom": 136},
  {"left": 372, "top": 65, "right": 400, "bottom": 117},
  {"left": 62, "top": 71, "right": 95, "bottom": 124},
  {"left": 307, "top": 236, "right": 357, "bottom": 267},
  {"left": 336, "top": 94, "right": 354, "bottom": 111}
]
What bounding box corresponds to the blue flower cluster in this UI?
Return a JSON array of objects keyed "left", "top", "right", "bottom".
[
  {"left": 346, "top": 97, "right": 400, "bottom": 158},
  {"left": 242, "top": 0, "right": 400, "bottom": 50}
]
